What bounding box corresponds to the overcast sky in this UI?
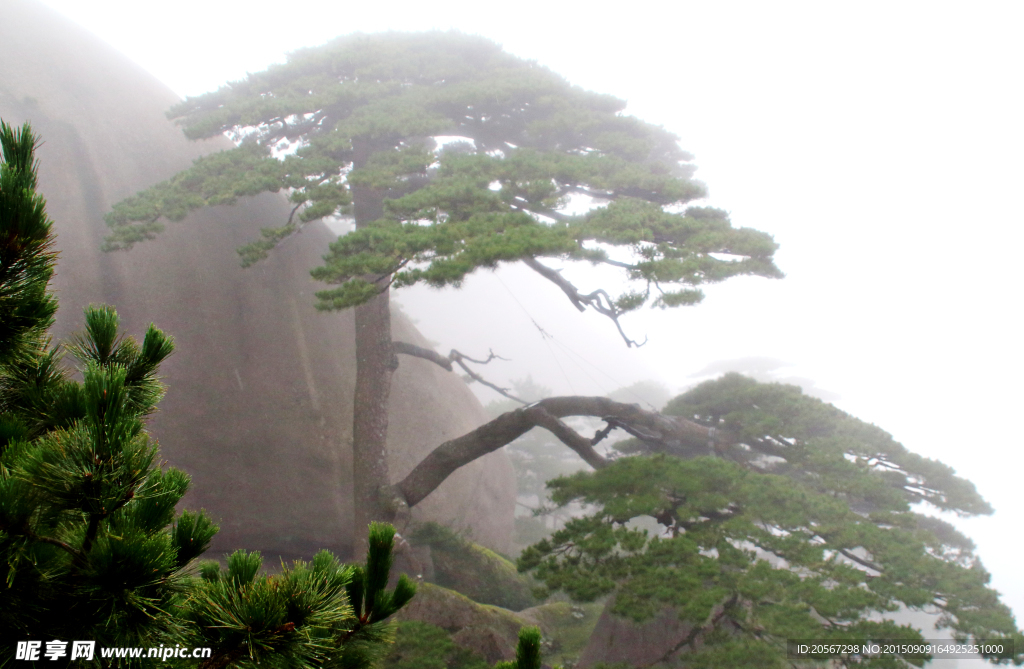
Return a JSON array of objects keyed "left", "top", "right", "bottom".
[{"left": 40, "top": 0, "right": 1024, "bottom": 625}]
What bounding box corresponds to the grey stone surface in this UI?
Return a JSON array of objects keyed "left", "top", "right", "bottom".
[{"left": 577, "top": 602, "right": 693, "bottom": 668}]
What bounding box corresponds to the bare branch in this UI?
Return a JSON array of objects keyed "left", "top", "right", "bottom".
[
  {"left": 286, "top": 201, "right": 303, "bottom": 227},
  {"left": 589, "top": 255, "right": 637, "bottom": 270},
  {"left": 566, "top": 185, "right": 616, "bottom": 201},
  {"left": 523, "top": 256, "right": 585, "bottom": 312},
  {"left": 591, "top": 421, "right": 616, "bottom": 446},
  {"left": 397, "top": 408, "right": 539, "bottom": 508},
  {"left": 393, "top": 341, "right": 453, "bottom": 371},
  {"left": 528, "top": 405, "right": 608, "bottom": 470},
  {"left": 510, "top": 202, "right": 571, "bottom": 223},
  {"left": 450, "top": 352, "right": 526, "bottom": 404},
  {"left": 837, "top": 548, "right": 883, "bottom": 574},
  {"left": 392, "top": 342, "right": 525, "bottom": 404},
  {"left": 451, "top": 349, "right": 509, "bottom": 365},
  {"left": 522, "top": 257, "right": 646, "bottom": 347},
  {"left": 536, "top": 396, "right": 729, "bottom": 453},
  {"left": 395, "top": 396, "right": 727, "bottom": 508}
]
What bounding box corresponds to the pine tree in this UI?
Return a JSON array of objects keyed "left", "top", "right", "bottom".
[
  {"left": 93, "top": 33, "right": 1024, "bottom": 666},
  {"left": 0, "top": 121, "right": 413, "bottom": 668},
  {"left": 103, "top": 32, "right": 782, "bottom": 549},
  {"left": 517, "top": 374, "right": 1024, "bottom": 667}
]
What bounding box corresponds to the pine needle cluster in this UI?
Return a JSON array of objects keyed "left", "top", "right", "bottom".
[
  {"left": 103, "top": 32, "right": 781, "bottom": 323},
  {"left": 1, "top": 120, "right": 412, "bottom": 668},
  {"left": 518, "top": 375, "right": 1024, "bottom": 666}
]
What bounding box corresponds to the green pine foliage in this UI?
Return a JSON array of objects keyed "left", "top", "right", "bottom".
[
  {"left": 1, "top": 120, "right": 412, "bottom": 668},
  {"left": 0, "top": 121, "right": 57, "bottom": 368},
  {"left": 667, "top": 373, "right": 992, "bottom": 515},
  {"left": 190, "top": 523, "right": 416, "bottom": 669},
  {"left": 1, "top": 120, "right": 213, "bottom": 659},
  {"left": 493, "top": 628, "right": 543, "bottom": 669},
  {"left": 518, "top": 375, "right": 1024, "bottom": 666},
  {"left": 104, "top": 32, "right": 781, "bottom": 319}
]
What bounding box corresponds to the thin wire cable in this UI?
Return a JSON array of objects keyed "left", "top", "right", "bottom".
[
  {"left": 545, "top": 336, "right": 613, "bottom": 397},
  {"left": 494, "top": 272, "right": 577, "bottom": 395},
  {"left": 546, "top": 336, "right": 659, "bottom": 411},
  {"left": 495, "top": 269, "right": 663, "bottom": 408}
]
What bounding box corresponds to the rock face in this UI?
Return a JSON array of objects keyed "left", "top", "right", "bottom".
[
  {"left": 395, "top": 584, "right": 527, "bottom": 664},
  {"left": 577, "top": 601, "right": 694, "bottom": 668},
  {"left": 0, "top": 0, "right": 515, "bottom": 558},
  {"left": 407, "top": 523, "right": 537, "bottom": 611},
  {"left": 395, "top": 584, "right": 605, "bottom": 666}
]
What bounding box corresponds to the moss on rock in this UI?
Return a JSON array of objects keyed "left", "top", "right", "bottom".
[
  {"left": 384, "top": 620, "right": 489, "bottom": 669},
  {"left": 518, "top": 600, "right": 605, "bottom": 666},
  {"left": 411, "top": 523, "right": 537, "bottom": 611},
  {"left": 393, "top": 582, "right": 605, "bottom": 667},
  {"left": 394, "top": 583, "right": 530, "bottom": 663}
]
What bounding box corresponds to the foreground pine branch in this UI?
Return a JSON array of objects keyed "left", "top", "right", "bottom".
[{"left": 1, "top": 120, "right": 412, "bottom": 669}]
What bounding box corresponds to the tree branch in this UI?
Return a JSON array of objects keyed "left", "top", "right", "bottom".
[
  {"left": 34, "top": 535, "right": 85, "bottom": 560},
  {"left": 591, "top": 421, "right": 616, "bottom": 446},
  {"left": 450, "top": 351, "right": 526, "bottom": 404},
  {"left": 392, "top": 342, "right": 526, "bottom": 404},
  {"left": 528, "top": 405, "right": 608, "bottom": 470},
  {"left": 395, "top": 396, "right": 728, "bottom": 509},
  {"left": 393, "top": 341, "right": 453, "bottom": 371},
  {"left": 837, "top": 548, "right": 883, "bottom": 574},
  {"left": 589, "top": 255, "right": 637, "bottom": 270},
  {"left": 510, "top": 202, "right": 571, "bottom": 223},
  {"left": 654, "top": 593, "right": 739, "bottom": 666},
  {"left": 523, "top": 256, "right": 586, "bottom": 312},
  {"left": 566, "top": 185, "right": 616, "bottom": 201},
  {"left": 396, "top": 408, "right": 538, "bottom": 508},
  {"left": 522, "top": 257, "right": 646, "bottom": 347},
  {"left": 75, "top": 514, "right": 103, "bottom": 569},
  {"left": 0, "top": 519, "right": 88, "bottom": 564}
]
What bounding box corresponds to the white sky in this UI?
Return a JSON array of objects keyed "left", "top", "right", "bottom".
[{"left": 40, "top": 0, "right": 1024, "bottom": 626}]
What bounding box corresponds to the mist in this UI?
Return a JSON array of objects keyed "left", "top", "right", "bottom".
[{"left": 25, "top": 0, "right": 1024, "bottom": 661}]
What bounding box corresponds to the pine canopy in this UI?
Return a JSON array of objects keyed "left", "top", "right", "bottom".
[
  {"left": 91, "top": 32, "right": 1024, "bottom": 666},
  {"left": 518, "top": 374, "right": 1023, "bottom": 666},
  {"left": 104, "top": 32, "right": 781, "bottom": 338}
]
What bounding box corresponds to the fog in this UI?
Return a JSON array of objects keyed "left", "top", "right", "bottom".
[{"left": 40, "top": 0, "right": 1024, "bottom": 633}]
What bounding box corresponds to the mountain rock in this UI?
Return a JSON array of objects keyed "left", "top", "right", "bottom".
[{"left": 0, "top": 0, "right": 515, "bottom": 559}]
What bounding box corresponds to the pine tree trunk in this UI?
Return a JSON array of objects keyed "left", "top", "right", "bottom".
[
  {"left": 352, "top": 288, "right": 394, "bottom": 558},
  {"left": 350, "top": 138, "right": 395, "bottom": 560}
]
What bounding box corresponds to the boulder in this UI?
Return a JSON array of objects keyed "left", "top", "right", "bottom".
[
  {"left": 395, "top": 583, "right": 605, "bottom": 666},
  {"left": 0, "top": 0, "right": 516, "bottom": 559},
  {"left": 395, "top": 583, "right": 526, "bottom": 663},
  {"left": 577, "top": 601, "right": 693, "bottom": 668},
  {"left": 409, "top": 522, "right": 537, "bottom": 611}
]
